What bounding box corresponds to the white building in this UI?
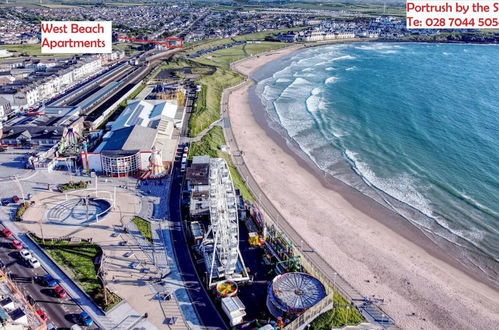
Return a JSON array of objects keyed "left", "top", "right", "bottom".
[
  {"left": 0, "top": 56, "right": 102, "bottom": 110},
  {"left": 0, "top": 49, "right": 12, "bottom": 58},
  {"left": 82, "top": 99, "right": 183, "bottom": 177},
  {"left": 221, "top": 296, "right": 246, "bottom": 327},
  {"left": 0, "top": 96, "right": 12, "bottom": 120}
]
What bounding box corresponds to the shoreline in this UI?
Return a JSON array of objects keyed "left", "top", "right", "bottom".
[
  {"left": 247, "top": 42, "right": 499, "bottom": 290},
  {"left": 226, "top": 43, "right": 499, "bottom": 329}
]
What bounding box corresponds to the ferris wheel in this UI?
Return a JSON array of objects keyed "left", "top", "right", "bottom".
[{"left": 202, "top": 158, "right": 247, "bottom": 287}]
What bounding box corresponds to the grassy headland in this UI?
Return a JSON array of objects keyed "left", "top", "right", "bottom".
[
  {"left": 188, "top": 41, "right": 287, "bottom": 137},
  {"left": 310, "top": 291, "right": 365, "bottom": 328}
]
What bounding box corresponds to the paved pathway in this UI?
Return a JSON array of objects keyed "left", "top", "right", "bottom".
[
  {"left": 133, "top": 177, "right": 203, "bottom": 329},
  {"left": 183, "top": 118, "right": 224, "bottom": 143},
  {"left": 11, "top": 186, "right": 180, "bottom": 329}
]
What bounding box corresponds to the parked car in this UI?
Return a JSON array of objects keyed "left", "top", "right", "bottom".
[
  {"left": 79, "top": 311, "right": 94, "bottom": 326},
  {"left": 54, "top": 285, "right": 67, "bottom": 298},
  {"left": 12, "top": 240, "right": 23, "bottom": 250},
  {"left": 39, "top": 274, "right": 58, "bottom": 287},
  {"left": 26, "top": 294, "right": 36, "bottom": 305},
  {"left": 19, "top": 249, "right": 32, "bottom": 260},
  {"left": 28, "top": 257, "right": 41, "bottom": 268},
  {"left": 12, "top": 196, "right": 20, "bottom": 203},
  {"left": 37, "top": 309, "right": 48, "bottom": 322},
  {"left": 1, "top": 228, "right": 13, "bottom": 237},
  {"left": 1, "top": 199, "right": 9, "bottom": 206}
]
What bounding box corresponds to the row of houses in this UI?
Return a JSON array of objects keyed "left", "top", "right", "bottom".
[{"left": 0, "top": 56, "right": 103, "bottom": 112}]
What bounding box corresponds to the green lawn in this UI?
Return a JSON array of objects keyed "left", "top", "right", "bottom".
[
  {"left": 194, "top": 45, "right": 248, "bottom": 69},
  {"left": 149, "top": 58, "right": 214, "bottom": 81},
  {"left": 189, "top": 126, "right": 254, "bottom": 202},
  {"left": 132, "top": 216, "right": 153, "bottom": 243},
  {"left": 194, "top": 42, "right": 288, "bottom": 70},
  {"left": 189, "top": 67, "right": 243, "bottom": 137},
  {"left": 310, "top": 291, "right": 365, "bottom": 329},
  {"left": 112, "top": 42, "right": 142, "bottom": 56},
  {"left": 233, "top": 27, "right": 305, "bottom": 41},
  {"left": 34, "top": 238, "right": 121, "bottom": 311},
  {"left": 189, "top": 126, "right": 226, "bottom": 159},
  {"left": 184, "top": 27, "right": 304, "bottom": 54},
  {"left": 0, "top": 44, "right": 61, "bottom": 57},
  {"left": 282, "top": 1, "right": 405, "bottom": 17},
  {"left": 189, "top": 42, "right": 287, "bottom": 137}
]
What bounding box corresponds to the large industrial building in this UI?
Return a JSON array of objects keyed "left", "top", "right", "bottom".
[{"left": 81, "top": 99, "right": 183, "bottom": 177}]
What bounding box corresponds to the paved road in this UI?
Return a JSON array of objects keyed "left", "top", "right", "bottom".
[
  {"left": 0, "top": 231, "right": 92, "bottom": 329},
  {"left": 168, "top": 155, "right": 228, "bottom": 329}
]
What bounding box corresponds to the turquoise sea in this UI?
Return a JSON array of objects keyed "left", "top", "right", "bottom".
[{"left": 254, "top": 42, "right": 499, "bottom": 282}]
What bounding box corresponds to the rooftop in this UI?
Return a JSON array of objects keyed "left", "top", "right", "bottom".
[
  {"left": 110, "top": 99, "right": 178, "bottom": 132},
  {"left": 96, "top": 125, "right": 157, "bottom": 153},
  {"left": 186, "top": 163, "right": 210, "bottom": 186}
]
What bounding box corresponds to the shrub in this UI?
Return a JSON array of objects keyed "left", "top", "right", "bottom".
[
  {"left": 16, "top": 202, "right": 30, "bottom": 221},
  {"left": 58, "top": 180, "right": 88, "bottom": 192}
]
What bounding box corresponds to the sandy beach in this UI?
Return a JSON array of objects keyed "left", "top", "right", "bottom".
[{"left": 227, "top": 45, "right": 499, "bottom": 329}]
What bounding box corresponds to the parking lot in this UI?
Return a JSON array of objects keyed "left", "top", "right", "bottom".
[
  {"left": 0, "top": 151, "right": 34, "bottom": 180},
  {"left": 0, "top": 228, "right": 96, "bottom": 329}
]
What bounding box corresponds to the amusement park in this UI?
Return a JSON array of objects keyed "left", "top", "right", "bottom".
[{"left": 181, "top": 155, "right": 367, "bottom": 329}]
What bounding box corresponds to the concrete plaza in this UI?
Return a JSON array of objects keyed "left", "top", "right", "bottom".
[{"left": 18, "top": 185, "right": 187, "bottom": 329}]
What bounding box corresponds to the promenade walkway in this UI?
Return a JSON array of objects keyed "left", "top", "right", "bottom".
[
  {"left": 13, "top": 185, "right": 186, "bottom": 329},
  {"left": 133, "top": 177, "right": 205, "bottom": 328},
  {"left": 4, "top": 222, "right": 156, "bottom": 330}
]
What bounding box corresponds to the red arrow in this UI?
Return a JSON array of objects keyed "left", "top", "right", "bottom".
[{"left": 117, "top": 36, "right": 183, "bottom": 48}]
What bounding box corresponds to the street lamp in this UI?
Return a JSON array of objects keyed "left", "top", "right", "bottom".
[{"left": 13, "top": 175, "right": 25, "bottom": 201}]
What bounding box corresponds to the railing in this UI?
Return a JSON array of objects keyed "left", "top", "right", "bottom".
[{"left": 285, "top": 293, "right": 334, "bottom": 330}]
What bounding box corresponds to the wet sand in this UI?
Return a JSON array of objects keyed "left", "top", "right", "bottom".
[{"left": 227, "top": 45, "right": 499, "bottom": 329}]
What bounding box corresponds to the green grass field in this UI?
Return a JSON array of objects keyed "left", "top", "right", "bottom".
[
  {"left": 184, "top": 27, "right": 304, "bottom": 54},
  {"left": 132, "top": 216, "right": 153, "bottom": 243},
  {"left": 189, "top": 42, "right": 287, "bottom": 136},
  {"left": 189, "top": 126, "right": 254, "bottom": 201},
  {"left": 0, "top": 44, "right": 71, "bottom": 57},
  {"left": 189, "top": 67, "right": 243, "bottom": 137},
  {"left": 311, "top": 291, "right": 365, "bottom": 328},
  {"left": 195, "top": 42, "right": 288, "bottom": 69},
  {"left": 35, "top": 238, "right": 121, "bottom": 311},
  {"left": 112, "top": 42, "right": 142, "bottom": 56},
  {"left": 282, "top": 1, "right": 405, "bottom": 17}
]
